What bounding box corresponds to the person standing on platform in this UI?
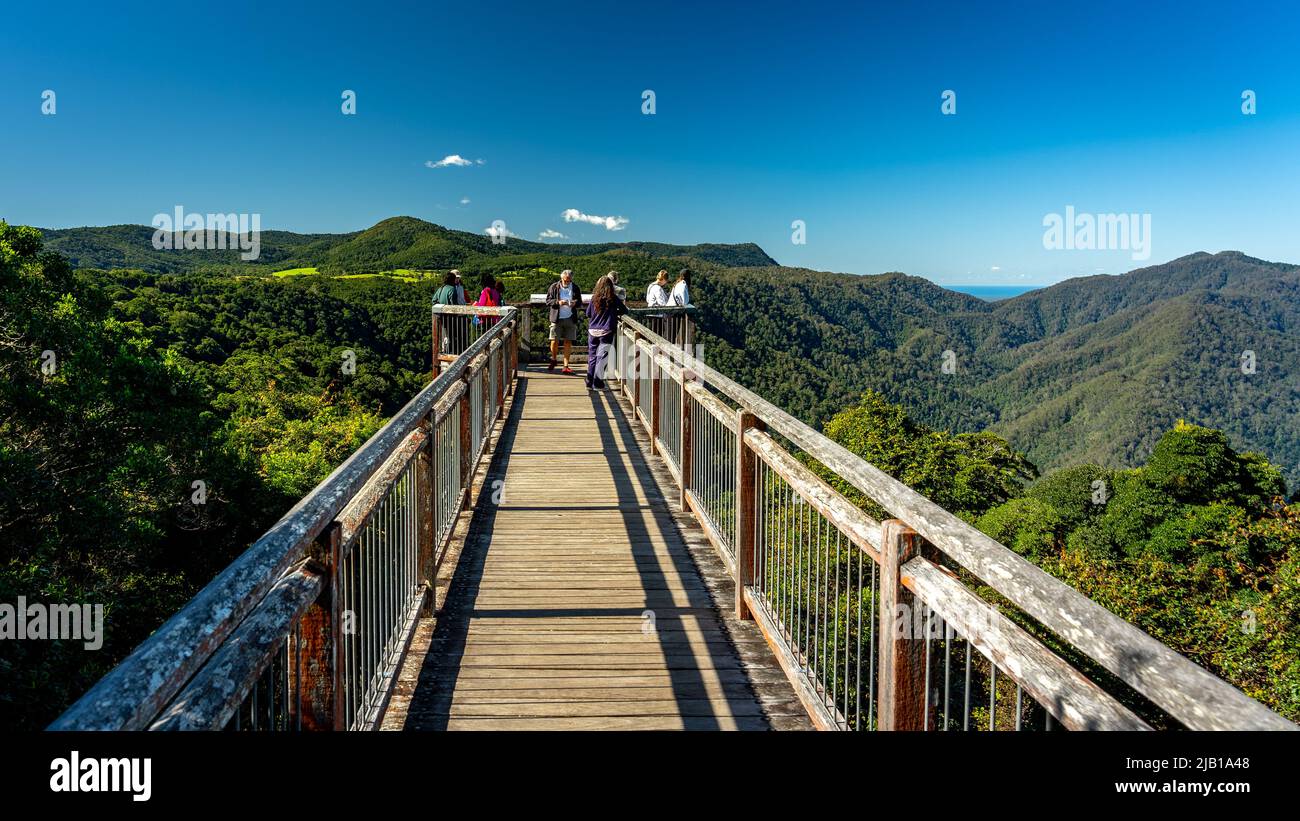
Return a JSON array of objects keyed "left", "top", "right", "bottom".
[
  {"left": 585, "top": 275, "right": 627, "bottom": 391},
  {"left": 545, "top": 269, "right": 583, "bottom": 374}
]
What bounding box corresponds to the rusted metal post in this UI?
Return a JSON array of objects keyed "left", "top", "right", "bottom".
[
  {"left": 292, "top": 521, "right": 341, "bottom": 730},
  {"left": 650, "top": 347, "right": 661, "bottom": 453},
  {"left": 507, "top": 321, "right": 517, "bottom": 395},
  {"left": 458, "top": 369, "right": 473, "bottom": 508},
  {"left": 495, "top": 342, "right": 505, "bottom": 419},
  {"left": 878, "top": 519, "right": 936, "bottom": 731},
  {"left": 431, "top": 309, "right": 442, "bottom": 379},
  {"left": 679, "top": 369, "right": 692, "bottom": 511},
  {"left": 417, "top": 416, "right": 436, "bottom": 617},
  {"left": 519, "top": 312, "right": 525, "bottom": 373},
  {"left": 481, "top": 355, "right": 491, "bottom": 447},
  {"left": 735, "top": 410, "right": 764, "bottom": 619},
  {"left": 632, "top": 332, "right": 643, "bottom": 413}
]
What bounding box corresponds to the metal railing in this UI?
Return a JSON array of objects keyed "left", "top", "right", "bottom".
[
  {"left": 614, "top": 315, "right": 1296, "bottom": 731},
  {"left": 51, "top": 306, "right": 520, "bottom": 731},
  {"left": 515, "top": 297, "right": 694, "bottom": 362}
]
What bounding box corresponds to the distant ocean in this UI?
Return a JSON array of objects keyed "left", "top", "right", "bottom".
[{"left": 946, "top": 285, "right": 1040, "bottom": 301}]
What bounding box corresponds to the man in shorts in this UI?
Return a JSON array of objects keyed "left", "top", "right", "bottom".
[{"left": 545, "top": 269, "right": 583, "bottom": 374}]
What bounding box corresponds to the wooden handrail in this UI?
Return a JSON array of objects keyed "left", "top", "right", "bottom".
[
  {"left": 149, "top": 564, "right": 325, "bottom": 731},
  {"left": 51, "top": 308, "right": 519, "bottom": 731},
  {"left": 618, "top": 314, "right": 1295, "bottom": 731}
]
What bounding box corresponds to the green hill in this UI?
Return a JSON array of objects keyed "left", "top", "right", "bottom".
[
  {"left": 34, "top": 219, "right": 1300, "bottom": 486},
  {"left": 692, "top": 251, "right": 1300, "bottom": 486},
  {"left": 38, "top": 216, "right": 775, "bottom": 274}
]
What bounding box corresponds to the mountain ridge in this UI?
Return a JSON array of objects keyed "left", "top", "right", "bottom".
[
  {"left": 36, "top": 216, "right": 778, "bottom": 273},
  {"left": 26, "top": 219, "right": 1300, "bottom": 484}
]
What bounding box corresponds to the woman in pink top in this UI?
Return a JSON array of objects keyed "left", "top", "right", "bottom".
[{"left": 474, "top": 277, "right": 505, "bottom": 327}]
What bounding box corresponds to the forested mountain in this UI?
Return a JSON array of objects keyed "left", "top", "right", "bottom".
[
  {"left": 39, "top": 217, "right": 776, "bottom": 274},
  {"left": 697, "top": 252, "right": 1300, "bottom": 487},
  {"left": 6, "top": 217, "right": 1299, "bottom": 727},
  {"left": 35, "top": 218, "right": 1300, "bottom": 485}
]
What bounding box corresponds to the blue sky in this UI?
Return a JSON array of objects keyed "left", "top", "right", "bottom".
[{"left": 2, "top": 0, "right": 1298, "bottom": 285}]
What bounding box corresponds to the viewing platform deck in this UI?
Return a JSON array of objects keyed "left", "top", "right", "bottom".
[
  {"left": 52, "top": 305, "right": 1294, "bottom": 733},
  {"left": 386, "top": 367, "right": 813, "bottom": 730}
]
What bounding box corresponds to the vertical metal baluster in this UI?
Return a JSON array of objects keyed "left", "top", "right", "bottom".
[
  {"left": 989, "top": 663, "right": 997, "bottom": 732},
  {"left": 855, "top": 535, "right": 863, "bottom": 730},
  {"left": 923, "top": 607, "right": 932, "bottom": 731},
  {"left": 963, "top": 640, "right": 971, "bottom": 731},
  {"left": 943, "top": 619, "right": 952, "bottom": 731},
  {"left": 816, "top": 508, "right": 825, "bottom": 691},
  {"left": 835, "top": 529, "right": 844, "bottom": 727},
  {"left": 367, "top": 521, "right": 375, "bottom": 712},
  {"left": 1015, "top": 684, "right": 1023, "bottom": 732},
  {"left": 867, "top": 559, "right": 876, "bottom": 727}
]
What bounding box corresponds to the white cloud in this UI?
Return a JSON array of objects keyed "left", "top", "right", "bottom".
[
  {"left": 538, "top": 229, "right": 567, "bottom": 240},
  {"left": 990, "top": 266, "right": 1001, "bottom": 271},
  {"left": 484, "top": 222, "right": 517, "bottom": 240},
  {"left": 426, "top": 154, "right": 485, "bottom": 168},
  {"left": 460, "top": 197, "right": 471, "bottom": 205},
  {"left": 562, "top": 208, "right": 628, "bottom": 231}
]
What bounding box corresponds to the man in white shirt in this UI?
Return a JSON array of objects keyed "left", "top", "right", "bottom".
[{"left": 545, "top": 269, "right": 583, "bottom": 374}]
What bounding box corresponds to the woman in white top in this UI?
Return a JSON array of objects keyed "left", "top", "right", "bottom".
[
  {"left": 670, "top": 268, "right": 692, "bottom": 306},
  {"left": 645, "top": 269, "right": 671, "bottom": 306}
]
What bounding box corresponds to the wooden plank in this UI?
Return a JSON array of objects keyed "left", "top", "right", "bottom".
[
  {"left": 433, "top": 698, "right": 771, "bottom": 718},
  {"left": 435, "top": 715, "right": 774, "bottom": 731}
]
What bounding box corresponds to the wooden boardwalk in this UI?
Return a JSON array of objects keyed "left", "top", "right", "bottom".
[{"left": 385, "top": 366, "right": 813, "bottom": 730}]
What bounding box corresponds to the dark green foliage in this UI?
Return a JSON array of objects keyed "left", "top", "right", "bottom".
[
  {"left": 44, "top": 221, "right": 1300, "bottom": 490},
  {"left": 975, "top": 420, "right": 1298, "bottom": 719},
  {"left": 817, "top": 389, "right": 1036, "bottom": 520}
]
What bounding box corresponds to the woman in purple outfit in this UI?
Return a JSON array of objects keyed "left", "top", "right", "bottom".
[{"left": 584, "top": 276, "right": 627, "bottom": 390}]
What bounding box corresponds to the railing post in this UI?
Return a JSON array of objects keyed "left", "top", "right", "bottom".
[
  {"left": 632, "top": 331, "right": 643, "bottom": 412},
  {"left": 679, "top": 369, "right": 692, "bottom": 511},
  {"left": 458, "top": 369, "right": 473, "bottom": 508},
  {"left": 495, "top": 341, "right": 506, "bottom": 419},
  {"left": 735, "top": 410, "right": 764, "bottom": 619},
  {"left": 507, "top": 319, "right": 517, "bottom": 395},
  {"left": 683, "top": 311, "right": 695, "bottom": 356},
  {"left": 417, "top": 417, "right": 436, "bottom": 617},
  {"left": 431, "top": 309, "right": 442, "bottom": 379},
  {"left": 522, "top": 306, "right": 532, "bottom": 368},
  {"left": 650, "top": 347, "right": 661, "bottom": 451},
  {"left": 878, "top": 519, "right": 936, "bottom": 731},
  {"left": 481, "top": 355, "right": 491, "bottom": 445},
  {"left": 293, "top": 520, "right": 342, "bottom": 730}
]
